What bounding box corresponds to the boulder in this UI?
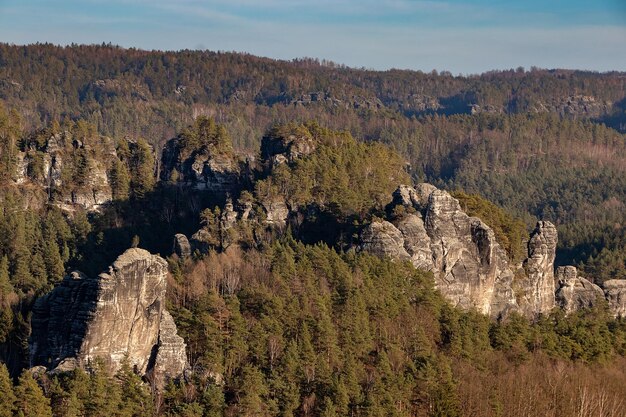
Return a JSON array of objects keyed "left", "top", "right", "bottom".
[
  {"left": 359, "top": 220, "right": 410, "bottom": 261},
  {"left": 173, "top": 234, "right": 192, "bottom": 259},
  {"left": 555, "top": 266, "right": 604, "bottom": 314},
  {"left": 603, "top": 280, "right": 626, "bottom": 317}
]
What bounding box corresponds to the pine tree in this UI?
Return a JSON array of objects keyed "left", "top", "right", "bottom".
[
  {"left": 110, "top": 158, "right": 130, "bottom": 201},
  {"left": 116, "top": 358, "right": 153, "bottom": 416},
  {"left": 236, "top": 365, "right": 270, "bottom": 417},
  {"left": 0, "top": 255, "right": 13, "bottom": 303},
  {"left": 14, "top": 370, "right": 52, "bottom": 417},
  {"left": 130, "top": 138, "right": 155, "bottom": 199},
  {"left": 43, "top": 239, "right": 65, "bottom": 283},
  {"left": 83, "top": 360, "right": 122, "bottom": 417},
  {"left": 0, "top": 105, "right": 21, "bottom": 183},
  {"left": 0, "top": 362, "right": 16, "bottom": 417}
]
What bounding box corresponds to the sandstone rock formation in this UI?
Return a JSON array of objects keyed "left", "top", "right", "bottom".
[
  {"left": 359, "top": 184, "right": 626, "bottom": 318},
  {"left": 423, "top": 190, "right": 517, "bottom": 316},
  {"left": 603, "top": 280, "right": 626, "bottom": 317},
  {"left": 30, "top": 248, "right": 187, "bottom": 383},
  {"left": 360, "top": 220, "right": 410, "bottom": 261},
  {"left": 149, "top": 311, "right": 189, "bottom": 386},
  {"left": 15, "top": 131, "right": 115, "bottom": 211},
  {"left": 261, "top": 199, "right": 290, "bottom": 226},
  {"left": 173, "top": 234, "right": 192, "bottom": 259},
  {"left": 360, "top": 185, "right": 520, "bottom": 317},
  {"left": 261, "top": 130, "right": 317, "bottom": 167},
  {"left": 555, "top": 266, "right": 604, "bottom": 314},
  {"left": 160, "top": 137, "right": 241, "bottom": 195},
  {"left": 520, "top": 221, "right": 558, "bottom": 315}
]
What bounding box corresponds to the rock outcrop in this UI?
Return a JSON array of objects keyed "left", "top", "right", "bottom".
[
  {"left": 423, "top": 190, "right": 517, "bottom": 316},
  {"left": 359, "top": 184, "right": 626, "bottom": 318},
  {"left": 519, "top": 221, "right": 558, "bottom": 315},
  {"left": 555, "top": 266, "right": 604, "bottom": 314},
  {"left": 173, "top": 234, "right": 192, "bottom": 259},
  {"left": 260, "top": 130, "right": 317, "bottom": 167},
  {"left": 15, "top": 131, "right": 116, "bottom": 211},
  {"left": 603, "top": 280, "right": 626, "bottom": 318},
  {"left": 160, "top": 137, "right": 242, "bottom": 195},
  {"left": 359, "top": 185, "right": 521, "bottom": 317},
  {"left": 30, "top": 248, "right": 187, "bottom": 383},
  {"left": 360, "top": 220, "right": 410, "bottom": 261},
  {"left": 261, "top": 199, "right": 290, "bottom": 226}
]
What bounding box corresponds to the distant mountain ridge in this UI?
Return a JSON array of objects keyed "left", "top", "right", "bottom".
[{"left": 1, "top": 43, "right": 625, "bottom": 147}]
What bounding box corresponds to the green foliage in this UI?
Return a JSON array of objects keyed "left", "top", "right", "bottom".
[
  {"left": 14, "top": 371, "right": 52, "bottom": 417},
  {"left": 256, "top": 123, "right": 410, "bottom": 217},
  {"left": 178, "top": 116, "right": 233, "bottom": 158},
  {"left": 0, "top": 104, "right": 21, "bottom": 183},
  {"left": 0, "top": 362, "right": 16, "bottom": 417},
  {"left": 129, "top": 138, "right": 156, "bottom": 199},
  {"left": 451, "top": 191, "right": 528, "bottom": 263},
  {"left": 110, "top": 157, "right": 130, "bottom": 201}
]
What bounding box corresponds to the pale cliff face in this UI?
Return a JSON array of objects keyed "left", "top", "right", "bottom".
[
  {"left": 520, "top": 221, "right": 558, "bottom": 315},
  {"left": 30, "top": 248, "right": 187, "bottom": 383},
  {"left": 357, "top": 184, "right": 626, "bottom": 318},
  {"left": 359, "top": 185, "right": 521, "bottom": 318}
]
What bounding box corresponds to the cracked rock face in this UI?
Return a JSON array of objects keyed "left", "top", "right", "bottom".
[
  {"left": 173, "top": 234, "right": 192, "bottom": 259},
  {"left": 423, "top": 190, "right": 517, "bottom": 316},
  {"left": 555, "top": 266, "right": 604, "bottom": 314},
  {"left": 261, "top": 199, "right": 290, "bottom": 226},
  {"left": 160, "top": 137, "right": 241, "bottom": 195},
  {"left": 520, "top": 221, "right": 557, "bottom": 315},
  {"left": 603, "top": 280, "right": 626, "bottom": 318},
  {"left": 360, "top": 220, "right": 410, "bottom": 261},
  {"left": 30, "top": 248, "right": 187, "bottom": 382},
  {"left": 359, "top": 185, "right": 518, "bottom": 317}
]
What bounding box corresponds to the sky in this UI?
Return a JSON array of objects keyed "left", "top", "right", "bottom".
[{"left": 0, "top": 0, "right": 625, "bottom": 74}]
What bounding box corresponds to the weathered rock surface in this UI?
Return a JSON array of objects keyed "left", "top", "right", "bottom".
[
  {"left": 423, "top": 190, "right": 517, "bottom": 316},
  {"left": 520, "top": 221, "right": 557, "bottom": 315},
  {"left": 360, "top": 220, "right": 410, "bottom": 261},
  {"left": 15, "top": 131, "right": 116, "bottom": 211},
  {"left": 160, "top": 138, "right": 241, "bottom": 195},
  {"left": 30, "top": 248, "right": 187, "bottom": 383},
  {"left": 555, "top": 266, "right": 604, "bottom": 314},
  {"left": 149, "top": 311, "right": 189, "bottom": 386},
  {"left": 261, "top": 199, "right": 290, "bottom": 226},
  {"left": 360, "top": 185, "right": 519, "bottom": 317},
  {"left": 396, "top": 214, "right": 434, "bottom": 271},
  {"left": 603, "top": 280, "right": 626, "bottom": 318},
  {"left": 173, "top": 234, "right": 192, "bottom": 259},
  {"left": 261, "top": 130, "right": 317, "bottom": 167}
]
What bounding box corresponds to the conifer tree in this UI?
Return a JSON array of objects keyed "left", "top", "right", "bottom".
[
  {"left": 110, "top": 158, "right": 130, "bottom": 201},
  {"left": 0, "top": 255, "right": 13, "bottom": 302},
  {"left": 130, "top": 138, "right": 155, "bottom": 199},
  {"left": 0, "top": 362, "right": 16, "bottom": 417},
  {"left": 43, "top": 239, "right": 65, "bottom": 283},
  {"left": 14, "top": 370, "right": 52, "bottom": 417},
  {"left": 116, "top": 358, "right": 153, "bottom": 416}
]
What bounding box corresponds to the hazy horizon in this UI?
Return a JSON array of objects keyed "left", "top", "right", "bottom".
[{"left": 1, "top": 0, "right": 625, "bottom": 75}]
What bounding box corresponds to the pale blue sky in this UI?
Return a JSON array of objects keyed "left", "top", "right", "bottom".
[{"left": 0, "top": 0, "right": 625, "bottom": 74}]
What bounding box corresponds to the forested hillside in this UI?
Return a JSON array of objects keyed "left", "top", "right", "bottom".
[
  {"left": 0, "top": 44, "right": 625, "bottom": 416},
  {"left": 1, "top": 43, "right": 624, "bottom": 279}
]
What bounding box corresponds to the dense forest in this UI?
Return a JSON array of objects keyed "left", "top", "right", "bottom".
[{"left": 0, "top": 43, "right": 625, "bottom": 416}]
